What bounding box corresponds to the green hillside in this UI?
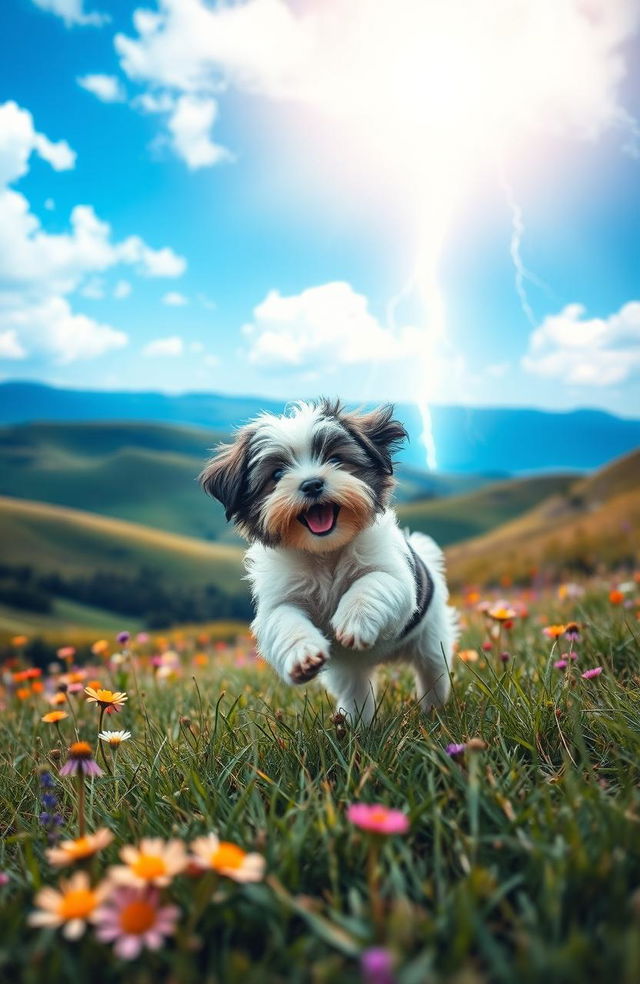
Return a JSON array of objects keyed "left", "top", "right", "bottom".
[
  {"left": 446, "top": 448, "right": 640, "bottom": 587},
  {"left": 0, "top": 495, "right": 248, "bottom": 632},
  {"left": 0, "top": 421, "right": 499, "bottom": 543},
  {"left": 397, "top": 473, "right": 576, "bottom": 545}
]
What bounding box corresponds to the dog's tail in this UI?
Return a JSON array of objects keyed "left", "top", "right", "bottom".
[{"left": 406, "top": 530, "right": 460, "bottom": 644}]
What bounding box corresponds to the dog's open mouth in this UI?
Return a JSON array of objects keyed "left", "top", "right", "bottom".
[{"left": 298, "top": 502, "right": 340, "bottom": 536}]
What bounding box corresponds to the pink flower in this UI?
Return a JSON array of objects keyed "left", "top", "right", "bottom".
[
  {"left": 93, "top": 886, "right": 179, "bottom": 960},
  {"left": 347, "top": 803, "right": 409, "bottom": 835},
  {"left": 554, "top": 659, "right": 568, "bottom": 670},
  {"left": 446, "top": 743, "right": 466, "bottom": 756},
  {"left": 581, "top": 666, "right": 603, "bottom": 679},
  {"left": 361, "top": 947, "right": 396, "bottom": 984}
]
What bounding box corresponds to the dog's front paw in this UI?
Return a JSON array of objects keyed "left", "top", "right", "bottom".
[
  {"left": 331, "top": 607, "right": 379, "bottom": 651},
  {"left": 286, "top": 642, "right": 329, "bottom": 684}
]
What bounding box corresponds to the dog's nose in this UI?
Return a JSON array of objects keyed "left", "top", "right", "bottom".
[{"left": 299, "top": 477, "right": 324, "bottom": 497}]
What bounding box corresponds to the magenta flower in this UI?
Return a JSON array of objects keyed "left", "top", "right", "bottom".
[
  {"left": 347, "top": 803, "right": 409, "bottom": 835},
  {"left": 554, "top": 659, "right": 568, "bottom": 670},
  {"left": 360, "top": 946, "right": 396, "bottom": 984},
  {"left": 93, "top": 886, "right": 179, "bottom": 960},
  {"left": 581, "top": 666, "right": 603, "bottom": 679},
  {"left": 117, "top": 631, "right": 131, "bottom": 645},
  {"left": 59, "top": 741, "right": 103, "bottom": 777},
  {"left": 446, "top": 743, "right": 466, "bottom": 757}
]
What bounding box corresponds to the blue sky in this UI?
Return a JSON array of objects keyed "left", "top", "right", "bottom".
[{"left": 0, "top": 0, "right": 639, "bottom": 421}]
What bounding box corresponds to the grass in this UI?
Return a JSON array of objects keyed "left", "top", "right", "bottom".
[{"left": 1, "top": 580, "right": 640, "bottom": 983}]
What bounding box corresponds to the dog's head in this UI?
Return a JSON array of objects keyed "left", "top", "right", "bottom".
[{"left": 199, "top": 399, "right": 407, "bottom": 553}]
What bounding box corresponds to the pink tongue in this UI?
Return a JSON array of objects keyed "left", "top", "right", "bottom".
[{"left": 306, "top": 504, "right": 335, "bottom": 534}]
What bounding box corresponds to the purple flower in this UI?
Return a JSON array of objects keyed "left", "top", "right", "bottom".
[
  {"left": 60, "top": 758, "right": 103, "bottom": 777},
  {"left": 446, "top": 743, "right": 466, "bottom": 757},
  {"left": 117, "top": 631, "right": 131, "bottom": 645},
  {"left": 500, "top": 651, "right": 510, "bottom": 663},
  {"left": 360, "top": 947, "right": 396, "bottom": 984},
  {"left": 40, "top": 771, "right": 55, "bottom": 788},
  {"left": 581, "top": 666, "right": 603, "bottom": 679}
]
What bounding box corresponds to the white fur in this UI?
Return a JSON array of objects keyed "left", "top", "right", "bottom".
[{"left": 246, "top": 508, "right": 458, "bottom": 723}]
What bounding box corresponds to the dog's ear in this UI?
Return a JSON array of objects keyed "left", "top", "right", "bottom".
[
  {"left": 199, "top": 428, "right": 253, "bottom": 521},
  {"left": 341, "top": 404, "right": 408, "bottom": 476}
]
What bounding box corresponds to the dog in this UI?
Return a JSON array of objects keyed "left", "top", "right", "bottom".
[{"left": 199, "top": 399, "right": 458, "bottom": 723}]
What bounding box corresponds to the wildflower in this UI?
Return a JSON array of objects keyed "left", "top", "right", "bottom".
[
  {"left": 94, "top": 886, "right": 179, "bottom": 960},
  {"left": 16, "top": 687, "right": 31, "bottom": 700},
  {"left": 57, "top": 646, "right": 76, "bottom": 661},
  {"left": 564, "top": 622, "right": 581, "bottom": 642},
  {"left": 500, "top": 651, "right": 510, "bottom": 663},
  {"left": 190, "top": 834, "right": 265, "bottom": 883},
  {"left": 28, "top": 871, "right": 108, "bottom": 939},
  {"left": 609, "top": 589, "right": 624, "bottom": 605},
  {"left": 347, "top": 803, "right": 409, "bottom": 835},
  {"left": 487, "top": 605, "right": 517, "bottom": 623},
  {"left": 84, "top": 686, "right": 128, "bottom": 711},
  {"left": 360, "top": 947, "right": 396, "bottom": 984},
  {"left": 0, "top": 872, "right": 9, "bottom": 886},
  {"left": 457, "top": 649, "right": 479, "bottom": 663},
  {"left": 41, "top": 711, "right": 69, "bottom": 724},
  {"left": 481, "top": 641, "right": 493, "bottom": 652},
  {"left": 554, "top": 659, "right": 568, "bottom": 670},
  {"left": 543, "top": 624, "right": 566, "bottom": 639},
  {"left": 136, "top": 632, "right": 150, "bottom": 643},
  {"left": 91, "top": 639, "right": 110, "bottom": 656},
  {"left": 117, "top": 631, "right": 131, "bottom": 645},
  {"left": 48, "top": 691, "right": 67, "bottom": 706},
  {"left": 59, "top": 742, "right": 103, "bottom": 777},
  {"left": 46, "top": 829, "right": 114, "bottom": 867},
  {"left": 11, "top": 635, "right": 28, "bottom": 646},
  {"left": 581, "top": 667, "right": 603, "bottom": 679},
  {"left": 110, "top": 838, "right": 188, "bottom": 888},
  {"left": 98, "top": 730, "right": 131, "bottom": 746},
  {"left": 446, "top": 743, "right": 466, "bottom": 757}
]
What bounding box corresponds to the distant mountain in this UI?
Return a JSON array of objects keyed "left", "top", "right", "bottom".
[{"left": 1, "top": 381, "right": 639, "bottom": 474}]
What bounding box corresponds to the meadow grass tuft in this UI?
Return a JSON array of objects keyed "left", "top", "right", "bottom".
[{"left": 1, "top": 583, "right": 640, "bottom": 983}]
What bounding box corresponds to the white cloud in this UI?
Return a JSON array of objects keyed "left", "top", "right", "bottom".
[
  {"left": 522, "top": 302, "right": 640, "bottom": 386},
  {"left": 113, "top": 280, "right": 132, "bottom": 299},
  {"left": 162, "top": 290, "right": 188, "bottom": 306},
  {"left": 167, "top": 95, "right": 231, "bottom": 169},
  {"left": 0, "top": 101, "right": 75, "bottom": 186},
  {"left": 31, "top": 0, "right": 108, "bottom": 28},
  {"left": 77, "top": 74, "right": 126, "bottom": 103},
  {"left": 0, "top": 295, "right": 127, "bottom": 363},
  {"left": 243, "top": 282, "right": 419, "bottom": 370},
  {"left": 142, "top": 335, "right": 184, "bottom": 357},
  {"left": 0, "top": 100, "right": 185, "bottom": 365},
  {"left": 44, "top": 198, "right": 55, "bottom": 211},
  {"left": 0, "top": 329, "right": 26, "bottom": 359}
]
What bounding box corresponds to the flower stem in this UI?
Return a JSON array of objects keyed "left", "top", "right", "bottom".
[
  {"left": 77, "top": 772, "right": 85, "bottom": 837},
  {"left": 367, "top": 836, "right": 384, "bottom": 940}
]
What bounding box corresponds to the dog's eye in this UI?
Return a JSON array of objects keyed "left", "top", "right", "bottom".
[
  {"left": 272, "top": 468, "right": 284, "bottom": 482},
  {"left": 327, "top": 455, "right": 342, "bottom": 466}
]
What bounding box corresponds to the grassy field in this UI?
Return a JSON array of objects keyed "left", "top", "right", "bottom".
[{"left": 1, "top": 579, "right": 640, "bottom": 983}]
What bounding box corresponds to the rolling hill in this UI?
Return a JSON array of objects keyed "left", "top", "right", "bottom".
[
  {"left": 3, "top": 380, "right": 640, "bottom": 473},
  {"left": 445, "top": 448, "right": 640, "bottom": 587},
  {"left": 397, "top": 473, "right": 576, "bottom": 545},
  {"left": 0, "top": 421, "right": 500, "bottom": 545}
]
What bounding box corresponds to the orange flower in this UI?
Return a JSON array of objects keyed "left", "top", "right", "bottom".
[
  {"left": 110, "top": 839, "right": 187, "bottom": 888},
  {"left": 543, "top": 624, "right": 566, "bottom": 639},
  {"left": 42, "top": 711, "right": 69, "bottom": 724},
  {"left": 84, "top": 687, "right": 128, "bottom": 711},
  {"left": 49, "top": 692, "right": 67, "bottom": 706},
  {"left": 46, "top": 829, "right": 114, "bottom": 867},
  {"left": 609, "top": 589, "right": 624, "bottom": 605},
  {"left": 190, "top": 834, "right": 265, "bottom": 882},
  {"left": 28, "top": 871, "right": 108, "bottom": 939},
  {"left": 31, "top": 680, "right": 44, "bottom": 694},
  {"left": 457, "top": 649, "right": 479, "bottom": 663},
  {"left": 11, "top": 635, "right": 28, "bottom": 646},
  {"left": 16, "top": 687, "right": 31, "bottom": 700},
  {"left": 91, "top": 640, "right": 109, "bottom": 656},
  {"left": 487, "top": 605, "right": 517, "bottom": 623}
]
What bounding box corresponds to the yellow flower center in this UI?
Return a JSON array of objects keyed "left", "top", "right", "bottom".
[
  {"left": 131, "top": 855, "right": 167, "bottom": 880},
  {"left": 69, "top": 741, "right": 92, "bottom": 759},
  {"left": 211, "top": 842, "right": 246, "bottom": 870},
  {"left": 58, "top": 889, "right": 97, "bottom": 921},
  {"left": 96, "top": 689, "right": 116, "bottom": 703},
  {"left": 119, "top": 900, "right": 157, "bottom": 935}
]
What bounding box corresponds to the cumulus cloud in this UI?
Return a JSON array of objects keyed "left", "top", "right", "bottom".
[
  {"left": 243, "top": 281, "right": 419, "bottom": 370},
  {"left": 31, "top": 0, "right": 109, "bottom": 28},
  {"left": 0, "top": 100, "right": 185, "bottom": 365},
  {"left": 522, "top": 302, "right": 640, "bottom": 386},
  {"left": 77, "top": 74, "right": 126, "bottom": 103},
  {"left": 112, "top": 0, "right": 640, "bottom": 169},
  {"left": 162, "top": 290, "right": 188, "bottom": 306},
  {"left": 142, "top": 335, "right": 184, "bottom": 357},
  {"left": 167, "top": 95, "right": 231, "bottom": 169}
]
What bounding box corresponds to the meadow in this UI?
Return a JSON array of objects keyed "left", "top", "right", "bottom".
[{"left": 1, "top": 577, "right": 640, "bottom": 983}]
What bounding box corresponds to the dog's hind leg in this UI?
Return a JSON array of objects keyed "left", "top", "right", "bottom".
[
  {"left": 413, "top": 650, "right": 451, "bottom": 712},
  {"left": 323, "top": 665, "right": 377, "bottom": 726}
]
